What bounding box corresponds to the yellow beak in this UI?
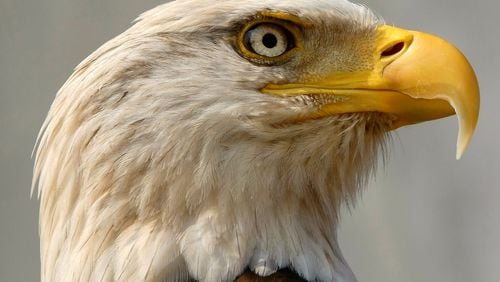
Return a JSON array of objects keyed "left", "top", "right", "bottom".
[{"left": 262, "top": 25, "right": 480, "bottom": 159}]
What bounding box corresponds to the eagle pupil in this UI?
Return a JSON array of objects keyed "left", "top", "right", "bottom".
[{"left": 262, "top": 33, "right": 278, "bottom": 48}]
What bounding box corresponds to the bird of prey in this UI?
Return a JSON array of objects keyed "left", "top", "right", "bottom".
[{"left": 33, "top": 0, "right": 479, "bottom": 281}]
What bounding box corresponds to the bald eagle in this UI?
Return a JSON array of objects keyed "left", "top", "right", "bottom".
[{"left": 33, "top": 0, "right": 479, "bottom": 281}]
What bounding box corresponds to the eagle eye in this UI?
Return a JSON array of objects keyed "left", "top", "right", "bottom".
[
  {"left": 244, "top": 23, "right": 295, "bottom": 58},
  {"left": 237, "top": 19, "right": 300, "bottom": 65}
]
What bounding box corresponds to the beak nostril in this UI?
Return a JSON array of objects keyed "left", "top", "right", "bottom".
[{"left": 381, "top": 42, "right": 405, "bottom": 58}]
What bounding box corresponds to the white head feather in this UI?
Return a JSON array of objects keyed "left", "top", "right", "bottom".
[{"left": 34, "top": 0, "right": 389, "bottom": 281}]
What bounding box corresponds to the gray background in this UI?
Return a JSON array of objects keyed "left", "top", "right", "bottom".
[{"left": 0, "top": 0, "right": 498, "bottom": 281}]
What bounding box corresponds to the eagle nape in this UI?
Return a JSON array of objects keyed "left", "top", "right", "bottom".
[{"left": 34, "top": 0, "right": 479, "bottom": 281}]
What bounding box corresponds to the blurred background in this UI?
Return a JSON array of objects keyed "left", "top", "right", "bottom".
[{"left": 0, "top": 0, "right": 498, "bottom": 281}]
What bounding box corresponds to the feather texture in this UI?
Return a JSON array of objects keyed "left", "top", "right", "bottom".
[{"left": 34, "top": 0, "right": 389, "bottom": 281}]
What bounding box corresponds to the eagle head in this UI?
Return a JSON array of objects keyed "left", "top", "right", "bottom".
[{"left": 34, "top": 0, "right": 479, "bottom": 281}]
